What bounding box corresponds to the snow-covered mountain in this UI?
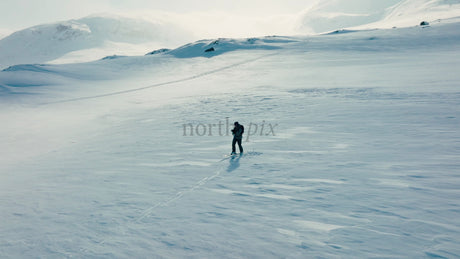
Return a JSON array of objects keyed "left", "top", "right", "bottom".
[
  {"left": 380, "top": 0, "right": 460, "bottom": 27},
  {"left": 1, "top": 0, "right": 459, "bottom": 70},
  {"left": 297, "top": 0, "right": 460, "bottom": 33},
  {"left": 0, "top": 14, "right": 191, "bottom": 69}
]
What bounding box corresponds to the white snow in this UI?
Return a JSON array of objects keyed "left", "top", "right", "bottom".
[
  {"left": 1, "top": 3, "right": 460, "bottom": 258},
  {"left": 0, "top": 28, "right": 12, "bottom": 40},
  {"left": 297, "top": 0, "right": 460, "bottom": 33},
  {"left": 0, "top": 14, "right": 191, "bottom": 70},
  {"left": 382, "top": 0, "right": 460, "bottom": 26},
  {"left": 2, "top": 0, "right": 460, "bottom": 71}
]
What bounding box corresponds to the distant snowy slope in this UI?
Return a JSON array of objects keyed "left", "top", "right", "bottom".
[
  {"left": 0, "top": 36, "right": 299, "bottom": 91},
  {"left": 297, "top": 0, "right": 400, "bottom": 33},
  {"left": 0, "top": 14, "right": 190, "bottom": 69},
  {"left": 380, "top": 0, "right": 460, "bottom": 27},
  {"left": 298, "top": 0, "right": 460, "bottom": 33},
  {"left": 2, "top": 20, "right": 459, "bottom": 99}
]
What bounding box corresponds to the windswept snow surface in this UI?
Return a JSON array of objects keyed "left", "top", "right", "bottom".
[{"left": 1, "top": 21, "right": 460, "bottom": 258}]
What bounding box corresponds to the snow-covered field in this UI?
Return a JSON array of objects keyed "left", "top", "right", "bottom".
[{"left": 1, "top": 16, "right": 460, "bottom": 259}]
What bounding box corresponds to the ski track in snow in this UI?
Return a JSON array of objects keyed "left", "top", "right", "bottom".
[
  {"left": 79, "top": 153, "right": 254, "bottom": 254},
  {"left": 38, "top": 52, "right": 279, "bottom": 106},
  {"left": 83, "top": 152, "right": 260, "bottom": 252},
  {"left": 86, "top": 168, "right": 224, "bottom": 252},
  {"left": 136, "top": 163, "right": 226, "bottom": 222}
]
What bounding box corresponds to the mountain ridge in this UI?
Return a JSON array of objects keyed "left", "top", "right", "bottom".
[
  {"left": 0, "top": 14, "right": 190, "bottom": 69},
  {"left": 1, "top": 0, "right": 459, "bottom": 69}
]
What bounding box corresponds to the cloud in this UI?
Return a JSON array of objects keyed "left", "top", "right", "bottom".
[
  {"left": 151, "top": 11, "right": 301, "bottom": 39},
  {"left": 0, "top": 0, "right": 112, "bottom": 30},
  {"left": 0, "top": 0, "right": 317, "bottom": 33}
]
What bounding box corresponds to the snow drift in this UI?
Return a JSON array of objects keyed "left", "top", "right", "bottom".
[{"left": 158, "top": 37, "right": 293, "bottom": 58}]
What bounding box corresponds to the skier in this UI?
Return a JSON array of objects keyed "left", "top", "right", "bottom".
[{"left": 231, "top": 121, "right": 244, "bottom": 155}]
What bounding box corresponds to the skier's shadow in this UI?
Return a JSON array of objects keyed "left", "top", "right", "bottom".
[{"left": 227, "top": 155, "right": 242, "bottom": 172}]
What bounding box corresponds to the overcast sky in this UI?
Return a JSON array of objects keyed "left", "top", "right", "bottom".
[{"left": 0, "top": 0, "right": 319, "bottom": 30}]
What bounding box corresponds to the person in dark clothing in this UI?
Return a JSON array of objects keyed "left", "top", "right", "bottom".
[{"left": 231, "top": 121, "right": 244, "bottom": 155}]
